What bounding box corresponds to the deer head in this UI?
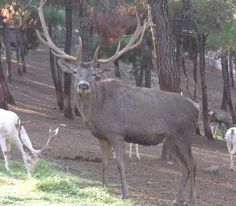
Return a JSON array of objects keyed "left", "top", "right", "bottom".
[
  {"left": 15, "top": 118, "right": 59, "bottom": 173},
  {"left": 34, "top": 0, "right": 153, "bottom": 96}
]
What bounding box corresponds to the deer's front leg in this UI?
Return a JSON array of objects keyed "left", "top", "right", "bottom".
[
  {"left": 98, "top": 139, "right": 112, "bottom": 187},
  {"left": 230, "top": 145, "right": 236, "bottom": 171},
  {"left": 135, "top": 144, "right": 140, "bottom": 159},
  {"left": 0, "top": 138, "right": 11, "bottom": 171},
  {"left": 112, "top": 137, "right": 129, "bottom": 199},
  {"left": 129, "top": 143, "right": 133, "bottom": 159}
]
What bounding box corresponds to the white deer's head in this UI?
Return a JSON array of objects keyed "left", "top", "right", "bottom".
[{"left": 15, "top": 118, "right": 59, "bottom": 173}]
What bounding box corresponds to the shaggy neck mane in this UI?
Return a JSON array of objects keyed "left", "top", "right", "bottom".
[{"left": 76, "top": 80, "right": 104, "bottom": 122}]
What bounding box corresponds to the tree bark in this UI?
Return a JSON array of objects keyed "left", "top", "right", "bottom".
[
  {"left": 148, "top": 0, "right": 180, "bottom": 93},
  {"left": 78, "top": 0, "right": 92, "bottom": 62},
  {"left": 54, "top": 24, "right": 64, "bottom": 110},
  {"left": 63, "top": 0, "right": 74, "bottom": 119},
  {"left": 229, "top": 51, "right": 234, "bottom": 88},
  {"left": 220, "top": 56, "right": 228, "bottom": 110},
  {"left": 114, "top": 59, "right": 121, "bottom": 78},
  {"left": 0, "top": 55, "right": 15, "bottom": 105},
  {"left": 140, "top": 36, "right": 153, "bottom": 88},
  {"left": 0, "top": 84, "right": 8, "bottom": 110},
  {"left": 19, "top": 32, "right": 27, "bottom": 73},
  {"left": 197, "top": 34, "right": 213, "bottom": 140},
  {"left": 49, "top": 24, "right": 64, "bottom": 110},
  {"left": 148, "top": 0, "right": 180, "bottom": 160},
  {"left": 221, "top": 53, "right": 236, "bottom": 122},
  {"left": 192, "top": 55, "right": 198, "bottom": 101},
  {"left": 182, "top": 57, "right": 193, "bottom": 100},
  {"left": 15, "top": 29, "right": 22, "bottom": 76},
  {"left": 3, "top": 23, "right": 12, "bottom": 82}
]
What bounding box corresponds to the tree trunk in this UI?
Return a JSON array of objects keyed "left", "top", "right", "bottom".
[
  {"left": 19, "top": 32, "right": 27, "bottom": 73},
  {"left": 0, "top": 55, "right": 15, "bottom": 105},
  {"left": 3, "top": 23, "right": 12, "bottom": 83},
  {"left": 148, "top": 0, "right": 181, "bottom": 160},
  {"left": 53, "top": 24, "right": 64, "bottom": 110},
  {"left": 0, "top": 84, "right": 8, "bottom": 110},
  {"left": 54, "top": 24, "right": 64, "bottom": 110},
  {"left": 15, "top": 29, "right": 22, "bottom": 76},
  {"left": 140, "top": 36, "right": 153, "bottom": 88},
  {"left": 132, "top": 54, "right": 143, "bottom": 87},
  {"left": 148, "top": 0, "right": 180, "bottom": 93},
  {"left": 182, "top": 57, "right": 193, "bottom": 100},
  {"left": 220, "top": 56, "right": 228, "bottom": 110},
  {"left": 192, "top": 55, "right": 198, "bottom": 102},
  {"left": 78, "top": 0, "right": 92, "bottom": 62},
  {"left": 221, "top": 53, "right": 236, "bottom": 122},
  {"left": 49, "top": 24, "right": 64, "bottom": 110},
  {"left": 175, "top": 5, "right": 184, "bottom": 85},
  {"left": 197, "top": 34, "right": 213, "bottom": 140},
  {"left": 114, "top": 59, "right": 121, "bottom": 78},
  {"left": 64, "top": 0, "right": 74, "bottom": 119},
  {"left": 229, "top": 51, "right": 234, "bottom": 88}
]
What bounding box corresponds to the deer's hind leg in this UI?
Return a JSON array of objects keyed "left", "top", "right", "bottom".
[
  {"left": 166, "top": 140, "right": 196, "bottom": 206},
  {"left": 98, "top": 139, "right": 112, "bottom": 187},
  {"left": 111, "top": 137, "right": 129, "bottom": 199}
]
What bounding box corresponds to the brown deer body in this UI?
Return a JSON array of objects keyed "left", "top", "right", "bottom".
[{"left": 35, "top": 1, "right": 199, "bottom": 205}]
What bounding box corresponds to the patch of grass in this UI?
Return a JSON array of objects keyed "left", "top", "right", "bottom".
[{"left": 0, "top": 160, "right": 135, "bottom": 206}]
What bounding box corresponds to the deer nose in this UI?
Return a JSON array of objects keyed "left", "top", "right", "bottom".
[{"left": 79, "top": 83, "right": 89, "bottom": 91}]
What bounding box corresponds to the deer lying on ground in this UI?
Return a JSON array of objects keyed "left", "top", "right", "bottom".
[
  {"left": 225, "top": 127, "right": 236, "bottom": 170},
  {"left": 210, "top": 122, "right": 223, "bottom": 139},
  {"left": 35, "top": 1, "right": 200, "bottom": 205},
  {"left": 0, "top": 108, "right": 59, "bottom": 173}
]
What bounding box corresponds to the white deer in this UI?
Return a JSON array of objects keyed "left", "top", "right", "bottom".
[
  {"left": 0, "top": 108, "right": 59, "bottom": 173},
  {"left": 225, "top": 127, "right": 236, "bottom": 170}
]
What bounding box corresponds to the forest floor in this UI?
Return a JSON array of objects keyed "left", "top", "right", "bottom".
[{"left": 3, "top": 44, "right": 236, "bottom": 206}]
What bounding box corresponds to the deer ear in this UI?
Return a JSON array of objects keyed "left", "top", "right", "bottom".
[
  {"left": 57, "top": 60, "right": 76, "bottom": 74},
  {"left": 98, "top": 68, "right": 114, "bottom": 77}
]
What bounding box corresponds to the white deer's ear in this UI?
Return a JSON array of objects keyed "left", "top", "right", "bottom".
[{"left": 57, "top": 60, "right": 76, "bottom": 74}]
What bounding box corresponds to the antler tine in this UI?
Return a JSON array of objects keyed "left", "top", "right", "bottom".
[
  {"left": 15, "top": 118, "right": 34, "bottom": 156},
  {"left": 35, "top": 0, "right": 82, "bottom": 65},
  {"left": 37, "top": 127, "right": 59, "bottom": 154},
  {"left": 85, "top": 12, "right": 154, "bottom": 66}
]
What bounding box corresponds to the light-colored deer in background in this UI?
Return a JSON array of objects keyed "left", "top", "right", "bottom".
[
  {"left": 113, "top": 143, "right": 140, "bottom": 160},
  {"left": 225, "top": 127, "right": 236, "bottom": 170},
  {"left": 35, "top": 0, "right": 200, "bottom": 205},
  {"left": 0, "top": 108, "right": 59, "bottom": 173}
]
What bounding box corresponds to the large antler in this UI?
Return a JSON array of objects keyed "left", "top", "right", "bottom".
[
  {"left": 15, "top": 118, "right": 35, "bottom": 156},
  {"left": 86, "top": 12, "right": 154, "bottom": 66},
  {"left": 35, "top": 0, "right": 154, "bottom": 67},
  {"left": 33, "top": 0, "right": 82, "bottom": 65},
  {"left": 15, "top": 118, "right": 59, "bottom": 156}
]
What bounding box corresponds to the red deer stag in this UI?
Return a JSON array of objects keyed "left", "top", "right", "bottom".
[{"left": 35, "top": 1, "right": 200, "bottom": 205}]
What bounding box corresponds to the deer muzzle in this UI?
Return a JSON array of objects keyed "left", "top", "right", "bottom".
[{"left": 77, "top": 81, "right": 90, "bottom": 94}]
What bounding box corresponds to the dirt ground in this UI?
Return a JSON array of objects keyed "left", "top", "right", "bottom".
[{"left": 3, "top": 45, "right": 236, "bottom": 206}]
